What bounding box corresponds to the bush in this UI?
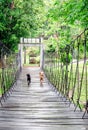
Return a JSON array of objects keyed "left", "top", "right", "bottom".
[
  {"left": 61, "top": 52, "right": 72, "bottom": 65},
  {"left": 29, "top": 58, "right": 36, "bottom": 64}
]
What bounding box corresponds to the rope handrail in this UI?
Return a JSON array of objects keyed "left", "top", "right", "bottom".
[
  {"left": 43, "top": 28, "right": 88, "bottom": 118},
  {"left": 0, "top": 41, "right": 21, "bottom": 105}
]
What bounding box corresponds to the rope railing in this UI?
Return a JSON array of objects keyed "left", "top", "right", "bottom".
[
  {"left": 0, "top": 42, "right": 21, "bottom": 105},
  {"left": 43, "top": 28, "right": 88, "bottom": 118}
]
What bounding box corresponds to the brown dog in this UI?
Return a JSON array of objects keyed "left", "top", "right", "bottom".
[{"left": 39, "top": 71, "right": 44, "bottom": 86}]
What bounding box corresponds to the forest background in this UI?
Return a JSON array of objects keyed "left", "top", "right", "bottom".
[{"left": 0, "top": 0, "right": 88, "bottom": 52}]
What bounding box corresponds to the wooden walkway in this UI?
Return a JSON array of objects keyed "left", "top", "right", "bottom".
[{"left": 0, "top": 67, "right": 88, "bottom": 130}]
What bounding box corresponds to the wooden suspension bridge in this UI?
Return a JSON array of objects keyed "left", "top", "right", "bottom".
[{"left": 0, "top": 67, "right": 88, "bottom": 130}]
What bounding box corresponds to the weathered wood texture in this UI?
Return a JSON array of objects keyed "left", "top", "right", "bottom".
[{"left": 0, "top": 67, "right": 88, "bottom": 130}]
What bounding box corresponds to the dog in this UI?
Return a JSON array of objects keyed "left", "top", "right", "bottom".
[
  {"left": 39, "top": 71, "right": 44, "bottom": 86},
  {"left": 26, "top": 74, "right": 31, "bottom": 86}
]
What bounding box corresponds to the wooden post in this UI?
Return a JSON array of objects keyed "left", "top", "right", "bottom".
[
  {"left": 40, "top": 37, "right": 44, "bottom": 70},
  {"left": 19, "top": 38, "right": 23, "bottom": 69}
]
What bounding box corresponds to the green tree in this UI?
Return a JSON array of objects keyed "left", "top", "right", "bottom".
[
  {"left": 45, "top": 0, "right": 88, "bottom": 53},
  {"left": 0, "top": 0, "right": 45, "bottom": 51}
]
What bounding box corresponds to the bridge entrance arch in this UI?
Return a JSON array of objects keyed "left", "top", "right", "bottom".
[{"left": 18, "top": 37, "right": 44, "bottom": 69}]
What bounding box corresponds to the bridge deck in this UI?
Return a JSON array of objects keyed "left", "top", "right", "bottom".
[{"left": 0, "top": 67, "right": 88, "bottom": 130}]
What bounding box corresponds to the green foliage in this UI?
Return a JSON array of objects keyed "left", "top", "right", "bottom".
[
  {"left": 46, "top": 36, "right": 58, "bottom": 53},
  {"left": 0, "top": 0, "right": 87, "bottom": 54},
  {"left": 59, "top": 44, "right": 72, "bottom": 65},
  {"left": 44, "top": 0, "right": 88, "bottom": 57},
  {"left": 47, "top": 44, "right": 55, "bottom": 53},
  {"left": 0, "top": 0, "right": 45, "bottom": 51},
  {"left": 49, "top": 0, "right": 88, "bottom": 27},
  {"left": 60, "top": 52, "right": 72, "bottom": 65}
]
